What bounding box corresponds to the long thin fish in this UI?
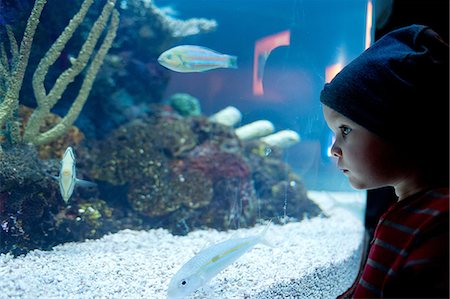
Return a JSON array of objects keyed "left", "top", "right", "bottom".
[
  {"left": 157, "top": 45, "right": 238, "bottom": 73},
  {"left": 167, "top": 223, "right": 271, "bottom": 299}
]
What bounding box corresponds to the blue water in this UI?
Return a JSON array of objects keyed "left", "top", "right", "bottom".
[
  {"left": 0, "top": 0, "right": 371, "bottom": 258},
  {"left": 154, "top": 0, "right": 370, "bottom": 191}
]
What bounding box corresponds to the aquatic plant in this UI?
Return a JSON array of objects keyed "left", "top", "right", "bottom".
[
  {"left": 169, "top": 93, "right": 201, "bottom": 117},
  {"left": 0, "top": 0, "right": 119, "bottom": 148}
]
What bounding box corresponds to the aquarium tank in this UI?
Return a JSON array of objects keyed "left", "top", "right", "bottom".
[{"left": 0, "top": 0, "right": 373, "bottom": 298}]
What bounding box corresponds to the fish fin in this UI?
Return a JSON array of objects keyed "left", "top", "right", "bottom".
[
  {"left": 52, "top": 175, "right": 59, "bottom": 181},
  {"left": 227, "top": 55, "right": 238, "bottom": 69},
  {"left": 75, "top": 178, "right": 97, "bottom": 189}
]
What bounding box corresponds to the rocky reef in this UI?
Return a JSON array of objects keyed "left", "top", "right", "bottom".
[
  {"left": 0, "top": 0, "right": 321, "bottom": 256},
  {"left": 0, "top": 144, "right": 115, "bottom": 256},
  {"left": 0, "top": 105, "right": 322, "bottom": 255},
  {"left": 2, "top": 0, "right": 217, "bottom": 140}
]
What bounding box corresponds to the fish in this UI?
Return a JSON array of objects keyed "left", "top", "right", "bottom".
[
  {"left": 157, "top": 45, "right": 238, "bottom": 73},
  {"left": 54, "top": 146, "right": 97, "bottom": 203},
  {"left": 167, "top": 222, "right": 272, "bottom": 299}
]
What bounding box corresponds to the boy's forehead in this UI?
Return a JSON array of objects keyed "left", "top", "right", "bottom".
[
  {"left": 323, "top": 105, "right": 350, "bottom": 121},
  {"left": 323, "top": 105, "right": 365, "bottom": 128}
]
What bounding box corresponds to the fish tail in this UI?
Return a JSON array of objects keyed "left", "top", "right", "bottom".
[
  {"left": 227, "top": 55, "right": 238, "bottom": 69},
  {"left": 75, "top": 178, "right": 97, "bottom": 188}
]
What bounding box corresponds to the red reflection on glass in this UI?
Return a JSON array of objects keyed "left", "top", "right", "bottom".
[
  {"left": 253, "top": 30, "right": 291, "bottom": 96},
  {"left": 365, "top": 0, "right": 373, "bottom": 49},
  {"left": 325, "top": 62, "right": 343, "bottom": 84}
]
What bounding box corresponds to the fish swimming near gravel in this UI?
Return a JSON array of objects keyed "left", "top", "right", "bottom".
[
  {"left": 157, "top": 45, "right": 238, "bottom": 73},
  {"left": 166, "top": 222, "right": 272, "bottom": 299},
  {"left": 54, "top": 146, "right": 97, "bottom": 203}
]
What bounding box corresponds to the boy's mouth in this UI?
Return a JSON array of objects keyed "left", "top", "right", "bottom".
[{"left": 337, "top": 163, "right": 348, "bottom": 173}]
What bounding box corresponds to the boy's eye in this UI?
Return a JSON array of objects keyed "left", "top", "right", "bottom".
[{"left": 339, "top": 125, "right": 352, "bottom": 136}]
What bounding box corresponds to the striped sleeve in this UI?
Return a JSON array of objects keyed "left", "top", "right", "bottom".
[
  {"left": 384, "top": 206, "right": 449, "bottom": 298},
  {"left": 352, "top": 188, "right": 449, "bottom": 298}
]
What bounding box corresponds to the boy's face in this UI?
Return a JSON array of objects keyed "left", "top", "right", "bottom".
[{"left": 322, "top": 105, "right": 408, "bottom": 190}]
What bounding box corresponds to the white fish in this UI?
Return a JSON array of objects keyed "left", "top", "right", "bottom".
[
  {"left": 167, "top": 223, "right": 272, "bottom": 299},
  {"left": 54, "top": 146, "right": 96, "bottom": 203},
  {"left": 157, "top": 45, "right": 238, "bottom": 73}
]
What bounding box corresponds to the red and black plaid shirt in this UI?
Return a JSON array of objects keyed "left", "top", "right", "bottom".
[{"left": 341, "top": 188, "right": 449, "bottom": 298}]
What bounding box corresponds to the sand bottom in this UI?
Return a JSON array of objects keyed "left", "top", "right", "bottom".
[{"left": 0, "top": 191, "right": 365, "bottom": 298}]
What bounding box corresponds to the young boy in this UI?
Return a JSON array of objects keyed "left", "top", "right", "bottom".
[{"left": 320, "top": 25, "right": 449, "bottom": 298}]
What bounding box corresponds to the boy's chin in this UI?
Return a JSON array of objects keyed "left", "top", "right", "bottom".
[
  {"left": 348, "top": 177, "right": 370, "bottom": 190},
  {"left": 348, "top": 178, "right": 386, "bottom": 191}
]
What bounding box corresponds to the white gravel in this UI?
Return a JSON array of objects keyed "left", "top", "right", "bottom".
[{"left": 0, "top": 191, "right": 365, "bottom": 299}]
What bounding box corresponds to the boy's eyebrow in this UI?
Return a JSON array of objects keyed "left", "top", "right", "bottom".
[{"left": 336, "top": 116, "right": 360, "bottom": 128}]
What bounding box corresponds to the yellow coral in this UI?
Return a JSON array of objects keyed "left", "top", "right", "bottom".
[
  {"left": 0, "top": 0, "right": 120, "bottom": 147},
  {"left": 0, "top": 0, "right": 47, "bottom": 140}
]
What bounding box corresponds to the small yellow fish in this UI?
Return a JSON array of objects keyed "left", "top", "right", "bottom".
[
  {"left": 157, "top": 45, "right": 238, "bottom": 73},
  {"left": 54, "top": 147, "right": 96, "bottom": 203}
]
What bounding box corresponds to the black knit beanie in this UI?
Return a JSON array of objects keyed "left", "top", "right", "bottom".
[{"left": 320, "top": 24, "right": 449, "bottom": 146}]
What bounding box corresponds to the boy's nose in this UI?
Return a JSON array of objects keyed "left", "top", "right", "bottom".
[{"left": 330, "top": 143, "right": 342, "bottom": 157}]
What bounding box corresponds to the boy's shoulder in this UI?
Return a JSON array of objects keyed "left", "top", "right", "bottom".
[
  {"left": 382, "top": 187, "right": 448, "bottom": 233},
  {"left": 380, "top": 187, "right": 449, "bottom": 299},
  {"left": 424, "top": 187, "right": 449, "bottom": 199},
  {"left": 400, "top": 187, "right": 449, "bottom": 212},
  {"left": 415, "top": 187, "right": 449, "bottom": 212}
]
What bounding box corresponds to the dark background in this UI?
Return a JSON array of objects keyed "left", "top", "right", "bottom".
[
  {"left": 375, "top": 0, "right": 449, "bottom": 42},
  {"left": 366, "top": 0, "right": 449, "bottom": 236}
]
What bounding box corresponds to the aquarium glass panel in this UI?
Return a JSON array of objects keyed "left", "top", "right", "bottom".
[
  {"left": 157, "top": 0, "right": 373, "bottom": 193},
  {"left": 0, "top": 0, "right": 372, "bottom": 297}
]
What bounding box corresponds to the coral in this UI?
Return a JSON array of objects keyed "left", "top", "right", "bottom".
[
  {"left": 165, "top": 16, "right": 217, "bottom": 38},
  {"left": 85, "top": 109, "right": 258, "bottom": 232},
  {"left": 0, "top": 143, "right": 117, "bottom": 256},
  {"left": 87, "top": 112, "right": 208, "bottom": 218},
  {"left": 169, "top": 93, "right": 201, "bottom": 117},
  {"left": 89, "top": 113, "right": 197, "bottom": 185},
  {"left": 0, "top": 105, "right": 323, "bottom": 254},
  {"left": 2, "top": 0, "right": 218, "bottom": 140},
  {"left": 77, "top": 0, "right": 217, "bottom": 138},
  {"left": 0, "top": 0, "right": 119, "bottom": 147},
  {"left": 235, "top": 120, "right": 275, "bottom": 140},
  {"left": 83, "top": 107, "right": 321, "bottom": 233},
  {"left": 128, "top": 167, "right": 213, "bottom": 217},
  {"left": 116, "top": 0, "right": 217, "bottom": 56},
  {"left": 23, "top": 0, "right": 119, "bottom": 145},
  {"left": 243, "top": 140, "right": 322, "bottom": 223},
  {"left": 184, "top": 142, "right": 250, "bottom": 180},
  {"left": 55, "top": 200, "right": 114, "bottom": 240},
  {"left": 260, "top": 130, "right": 301, "bottom": 148},
  {"left": 0, "top": 105, "right": 86, "bottom": 159},
  {"left": 0, "top": 0, "right": 46, "bottom": 141},
  {"left": 209, "top": 106, "right": 242, "bottom": 127},
  {"left": 0, "top": 144, "right": 60, "bottom": 255},
  {"left": 0, "top": 144, "right": 53, "bottom": 193},
  {"left": 181, "top": 142, "right": 257, "bottom": 229}
]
